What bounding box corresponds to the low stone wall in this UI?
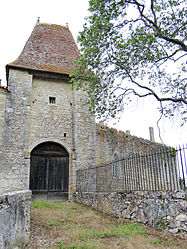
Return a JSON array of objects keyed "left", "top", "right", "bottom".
[
  {"left": 0, "top": 190, "right": 31, "bottom": 249},
  {"left": 73, "top": 191, "right": 187, "bottom": 235}
]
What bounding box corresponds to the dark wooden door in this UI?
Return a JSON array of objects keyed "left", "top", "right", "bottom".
[
  {"left": 48, "top": 156, "right": 69, "bottom": 192},
  {"left": 30, "top": 142, "right": 69, "bottom": 199},
  {"left": 30, "top": 155, "right": 47, "bottom": 191}
]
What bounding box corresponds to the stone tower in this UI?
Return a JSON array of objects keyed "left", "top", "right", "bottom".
[
  {"left": 0, "top": 86, "right": 7, "bottom": 175},
  {"left": 0, "top": 23, "right": 96, "bottom": 198}
]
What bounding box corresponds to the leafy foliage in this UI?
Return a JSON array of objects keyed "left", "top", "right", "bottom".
[{"left": 71, "top": 0, "right": 187, "bottom": 123}]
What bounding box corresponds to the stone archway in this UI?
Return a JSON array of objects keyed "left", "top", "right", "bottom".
[{"left": 29, "top": 142, "right": 69, "bottom": 200}]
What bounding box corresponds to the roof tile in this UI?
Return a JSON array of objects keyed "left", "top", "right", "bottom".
[{"left": 7, "top": 23, "right": 79, "bottom": 75}]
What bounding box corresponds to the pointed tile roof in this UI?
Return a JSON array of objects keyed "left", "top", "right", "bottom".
[{"left": 6, "top": 23, "right": 79, "bottom": 76}]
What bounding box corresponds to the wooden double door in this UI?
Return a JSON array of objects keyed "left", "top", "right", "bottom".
[{"left": 30, "top": 142, "right": 69, "bottom": 199}]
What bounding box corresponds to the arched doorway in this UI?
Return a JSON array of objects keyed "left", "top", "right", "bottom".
[{"left": 30, "top": 142, "right": 69, "bottom": 200}]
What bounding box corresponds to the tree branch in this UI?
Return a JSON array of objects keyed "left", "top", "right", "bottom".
[
  {"left": 157, "top": 32, "right": 187, "bottom": 52},
  {"left": 154, "top": 48, "right": 181, "bottom": 63},
  {"left": 157, "top": 102, "right": 165, "bottom": 144},
  {"left": 125, "top": 71, "right": 187, "bottom": 104},
  {"left": 131, "top": 0, "right": 187, "bottom": 51},
  {"left": 150, "top": 0, "right": 157, "bottom": 25},
  {"left": 108, "top": 51, "right": 187, "bottom": 105}
]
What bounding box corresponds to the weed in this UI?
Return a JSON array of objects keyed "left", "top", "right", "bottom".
[
  {"left": 151, "top": 238, "right": 162, "bottom": 245},
  {"left": 170, "top": 148, "right": 177, "bottom": 157},
  {"left": 31, "top": 201, "right": 65, "bottom": 209},
  {"left": 47, "top": 221, "right": 58, "bottom": 226},
  {"left": 71, "top": 206, "right": 78, "bottom": 210},
  {"left": 94, "top": 210, "right": 99, "bottom": 215},
  {"left": 66, "top": 240, "right": 98, "bottom": 249},
  {"left": 150, "top": 238, "right": 168, "bottom": 247},
  {"left": 155, "top": 218, "right": 167, "bottom": 231},
  {"left": 64, "top": 223, "right": 83, "bottom": 231},
  {"left": 79, "top": 230, "right": 106, "bottom": 240},
  {"left": 63, "top": 224, "right": 75, "bottom": 230},
  {"left": 56, "top": 242, "right": 64, "bottom": 248},
  {"left": 78, "top": 223, "right": 146, "bottom": 241},
  {"left": 160, "top": 204, "right": 165, "bottom": 211},
  {"left": 109, "top": 223, "right": 147, "bottom": 237},
  {"left": 64, "top": 217, "right": 73, "bottom": 222},
  {"left": 109, "top": 128, "right": 114, "bottom": 133}
]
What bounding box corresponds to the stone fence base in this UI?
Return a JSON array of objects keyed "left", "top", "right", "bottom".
[
  {"left": 73, "top": 191, "right": 187, "bottom": 235},
  {"left": 0, "top": 190, "right": 32, "bottom": 249}
]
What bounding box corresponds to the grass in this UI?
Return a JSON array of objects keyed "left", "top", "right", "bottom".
[
  {"left": 71, "top": 206, "right": 78, "bottom": 210},
  {"left": 47, "top": 221, "right": 58, "bottom": 227},
  {"left": 56, "top": 242, "right": 65, "bottom": 249},
  {"left": 78, "top": 223, "right": 147, "bottom": 241},
  {"left": 65, "top": 240, "right": 99, "bottom": 249},
  {"left": 31, "top": 201, "right": 66, "bottom": 209},
  {"left": 27, "top": 201, "right": 187, "bottom": 249},
  {"left": 150, "top": 238, "right": 169, "bottom": 247}
]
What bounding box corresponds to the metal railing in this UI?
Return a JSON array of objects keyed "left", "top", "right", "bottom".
[
  {"left": 76, "top": 145, "right": 187, "bottom": 192},
  {"left": 176, "top": 144, "right": 187, "bottom": 190}
]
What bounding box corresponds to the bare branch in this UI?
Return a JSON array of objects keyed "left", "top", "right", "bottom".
[
  {"left": 125, "top": 71, "right": 187, "bottom": 104},
  {"left": 151, "top": 0, "right": 157, "bottom": 25},
  {"left": 155, "top": 49, "right": 181, "bottom": 63},
  {"left": 157, "top": 102, "right": 165, "bottom": 144},
  {"left": 108, "top": 50, "right": 187, "bottom": 105},
  {"left": 174, "top": 52, "right": 187, "bottom": 62}
]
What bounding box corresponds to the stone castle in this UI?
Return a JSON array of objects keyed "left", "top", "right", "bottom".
[{"left": 0, "top": 23, "right": 164, "bottom": 199}]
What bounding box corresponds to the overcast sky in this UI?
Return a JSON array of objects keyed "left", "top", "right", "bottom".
[{"left": 0, "top": 0, "right": 186, "bottom": 147}]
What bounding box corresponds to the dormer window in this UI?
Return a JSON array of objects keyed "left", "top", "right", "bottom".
[{"left": 49, "top": 96, "right": 56, "bottom": 104}]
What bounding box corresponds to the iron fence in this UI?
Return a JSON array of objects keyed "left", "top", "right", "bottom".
[{"left": 76, "top": 145, "right": 187, "bottom": 192}]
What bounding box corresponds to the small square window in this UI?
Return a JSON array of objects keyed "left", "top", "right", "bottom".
[{"left": 49, "top": 97, "right": 56, "bottom": 104}]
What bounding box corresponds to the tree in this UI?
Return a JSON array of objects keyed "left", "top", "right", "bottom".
[{"left": 71, "top": 0, "right": 187, "bottom": 124}]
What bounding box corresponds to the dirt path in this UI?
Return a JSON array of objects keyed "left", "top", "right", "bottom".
[{"left": 27, "top": 201, "right": 187, "bottom": 249}]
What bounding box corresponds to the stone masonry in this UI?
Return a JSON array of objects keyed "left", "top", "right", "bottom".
[
  {"left": 96, "top": 123, "right": 170, "bottom": 165},
  {"left": 0, "top": 86, "right": 7, "bottom": 171},
  {"left": 0, "top": 69, "right": 32, "bottom": 193},
  {"left": 74, "top": 191, "right": 187, "bottom": 235},
  {"left": 0, "top": 23, "right": 96, "bottom": 197},
  {"left": 0, "top": 190, "right": 31, "bottom": 249}
]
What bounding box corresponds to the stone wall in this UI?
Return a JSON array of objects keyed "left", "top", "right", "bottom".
[
  {"left": 73, "top": 88, "right": 96, "bottom": 185},
  {"left": 96, "top": 124, "right": 169, "bottom": 165},
  {"left": 0, "top": 68, "right": 96, "bottom": 196},
  {"left": 94, "top": 124, "right": 178, "bottom": 192},
  {"left": 29, "top": 76, "right": 74, "bottom": 150},
  {"left": 74, "top": 191, "right": 187, "bottom": 235},
  {"left": 77, "top": 149, "right": 178, "bottom": 193},
  {"left": 28, "top": 75, "right": 75, "bottom": 196},
  {"left": 0, "top": 69, "right": 32, "bottom": 194},
  {"left": 0, "top": 87, "right": 7, "bottom": 172},
  {"left": 28, "top": 75, "right": 96, "bottom": 195},
  {"left": 0, "top": 190, "right": 31, "bottom": 249}
]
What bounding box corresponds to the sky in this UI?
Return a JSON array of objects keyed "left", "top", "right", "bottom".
[{"left": 0, "top": 0, "right": 186, "bottom": 147}]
